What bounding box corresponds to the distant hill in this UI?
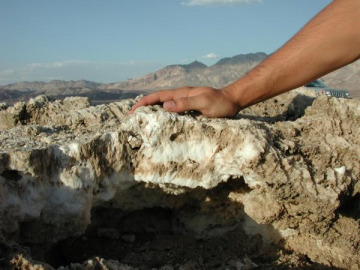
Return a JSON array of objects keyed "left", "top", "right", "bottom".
[
  {"left": 0, "top": 81, "right": 149, "bottom": 105},
  {"left": 321, "top": 60, "right": 360, "bottom": 98},
  {"left": 214, "top": 52, "right": 267, "bottom": 66},
  {"left": 106, "top": 52, "right": 268, "bottom": 91},
  {"left": 1, "top": 51, "right": 359, "bottom": 104},
  {"left": 3, "top": 80, "right": 102, "bottom": 94},
  {"left": 0, "top": 89, "right": 33, "bottom": 101}
]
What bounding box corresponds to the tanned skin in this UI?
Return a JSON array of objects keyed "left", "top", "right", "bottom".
[{"left": 130, "top": 0, "right": 360, "bottom": 118}]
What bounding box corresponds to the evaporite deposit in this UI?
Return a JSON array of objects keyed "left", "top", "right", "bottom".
[{"left": 0, "top": 89, "right": 359, "bottom": 270}]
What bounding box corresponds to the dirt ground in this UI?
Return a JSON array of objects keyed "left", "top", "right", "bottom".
[{"left": 349, "top": 89, "right": 360, "bottom": 99}]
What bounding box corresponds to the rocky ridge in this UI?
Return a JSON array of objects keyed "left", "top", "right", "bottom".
[
  {"left": 106, "top": 53, "right": 268, "bottom": 91},
  {"left": 0, "top": 89, "right": 359, "bottom": 269}
]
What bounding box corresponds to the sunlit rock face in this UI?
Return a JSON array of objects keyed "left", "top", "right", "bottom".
[{"left": 0, "top": 90, "right": 359, "bottom": 269}]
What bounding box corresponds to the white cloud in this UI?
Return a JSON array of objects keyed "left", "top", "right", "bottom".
[
  {"left": 27, "top": 60, "right": 90, "bottom": 69},
  {"left": 203, "top": 53, "right": 220, "bottom": 59},
  {"left": 179, "top": 58, "right": 191, "bottom": 63},
  {"left": 0, "top": 69, "right": 15, "bottom": 77},
  {"left": 182, "top": 0, "right": 262, "bottom": 6}
]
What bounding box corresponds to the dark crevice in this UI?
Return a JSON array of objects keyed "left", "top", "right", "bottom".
[
  {"left": 337, "top": 193, "right": 360, "bottom": 219},
  {"left": 1, "top": 170, "right": 22, "bottom": 181},
  {"left": 169, "top": 132, "right": 181, "bottom": 142}
]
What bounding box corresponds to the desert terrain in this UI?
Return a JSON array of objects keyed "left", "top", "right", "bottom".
[
  {"left": 0, "top": 87, "right": 359, "bottom": 269},
  {"left": 0, "top": 53, "right": 359, "bottom": 269}
]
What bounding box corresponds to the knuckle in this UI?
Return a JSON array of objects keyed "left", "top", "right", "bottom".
[{"left": 177, "top": 97, "right": 190, "bottom": 109}]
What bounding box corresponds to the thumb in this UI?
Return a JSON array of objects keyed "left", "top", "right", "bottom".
[{"left": 163, "top": 96, "right": 202, "bottom": 113}]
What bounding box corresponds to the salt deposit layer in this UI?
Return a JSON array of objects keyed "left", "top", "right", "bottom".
[{"left": 0, "top": 88, "right": 359, "bottom": 269}]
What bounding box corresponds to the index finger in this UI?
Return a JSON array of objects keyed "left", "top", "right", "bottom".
[{"left": 130, "top": 87, "right": 192, "bottom": 113}]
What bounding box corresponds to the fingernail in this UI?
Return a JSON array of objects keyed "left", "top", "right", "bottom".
[{"left": 164, "top": 101, "right": 175, "bottom": 110}]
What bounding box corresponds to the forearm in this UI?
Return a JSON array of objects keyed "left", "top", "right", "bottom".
[{"left": 223, "top": 0, "right": 360, "bottom": 108}]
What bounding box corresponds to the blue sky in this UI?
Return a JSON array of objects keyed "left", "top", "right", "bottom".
[{"left": 0, "top": 0, "right": 331, "bottom": 84}]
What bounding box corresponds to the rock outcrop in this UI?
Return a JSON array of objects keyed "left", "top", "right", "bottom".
[{"left": 0, "top": 89, "right": 359, "bottom": 269}]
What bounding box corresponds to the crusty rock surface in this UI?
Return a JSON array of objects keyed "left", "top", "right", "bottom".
[{"left": 0, "top": 90, "right": 359, "bottom": 269}]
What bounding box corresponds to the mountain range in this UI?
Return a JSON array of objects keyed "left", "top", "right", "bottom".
[
  {"left": 106, "top": 52, "right": 267, "bottom": 91},
  {"left": 1, "top": 52, "right": 359, "bottom": 104}
]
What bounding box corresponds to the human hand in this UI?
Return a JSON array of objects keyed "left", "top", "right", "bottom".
[{"left": 129, "top": 86, "right": 240, "bottom": 118}]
